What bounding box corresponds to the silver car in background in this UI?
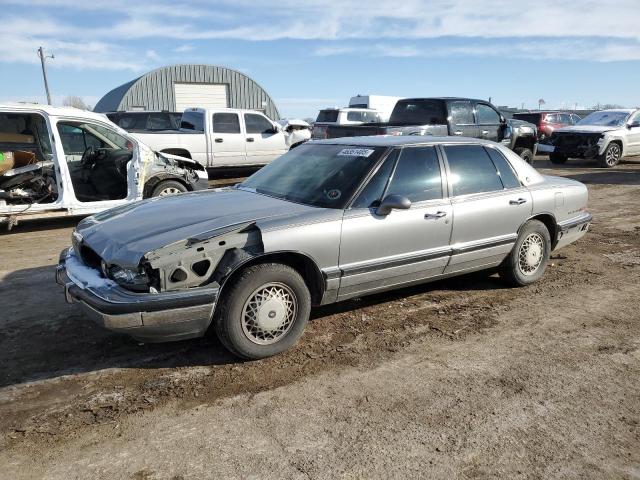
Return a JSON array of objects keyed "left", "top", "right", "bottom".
[{"left": 57, "top": 137, "right": 591, "bottom": 359}]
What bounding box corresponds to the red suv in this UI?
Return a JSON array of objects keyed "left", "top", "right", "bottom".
[{"left": 512, "top": 111, "right": 582, "bottom": 142}]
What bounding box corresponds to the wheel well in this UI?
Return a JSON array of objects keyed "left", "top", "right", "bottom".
[
  {"left": 528, "top": 214, "right": 558, "bottom": 248},
  {"left": 607, "top": 139, "right": 623, "bottom": 154},
  {"left": 219, "top": 251, "right": 325, "bottom": 306},
  {"left": 514, "top": 137, "right": 536, "bottom": 151},
  {"left": 161, "top": 148, "right": 192, "bottom": 159}
]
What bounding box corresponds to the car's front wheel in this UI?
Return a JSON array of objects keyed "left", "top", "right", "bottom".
[
  {"left": 514, "top": 147, "right": 534, "bottom": 165},
  {"left": 214, "top": 263, "right": 311, "bottom": 359},
  {"left": 152, "top": 180, "right": 188, "bottom": 197},
  {"left": 597, "top": 142, "right": 622, "bottom": 168},
  {"left": 499, "top": 220, "right": 551, "bottom": 287}
]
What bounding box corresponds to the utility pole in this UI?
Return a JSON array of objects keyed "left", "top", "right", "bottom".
[{"left": 37, "top": 47, "right": 54, "bottom": 105}]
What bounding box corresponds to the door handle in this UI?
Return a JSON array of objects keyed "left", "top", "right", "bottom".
[
  {"left": 509, "top": 198, "right": 527, "bottom": 205},
  {"left": 481, "top": 130, "right": 489, "bottom": 135},
  {"left": 215, "top": 138, "right": 223, "bottom": 143},
  {"left": 453, "top": 130, "right": 463, "bottom": 136},
  {"left": 246, "top": 137, "right": 255, "bottom": 142},
  {"left": 424, "top": 211, "right": 447, "bottom": 219}
]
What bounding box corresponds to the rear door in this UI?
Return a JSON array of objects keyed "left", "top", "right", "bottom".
[
  {"left": 475, "top": 103, "right": 504, "bottom": 142},
  {"left": 441, "top": 144, "right": 532, "bottom": 274},
  {"left": 449, "top": 100, "right": 478, "bottom": 138},
  {"left": 208, "top": 112, "right": 246, "bottom": 167},
  {"left": 338, "top": 146, "right": 453, "bottom": 299},
  {"left": 243, "top": 112, "right": 287, "bottom": 165}
]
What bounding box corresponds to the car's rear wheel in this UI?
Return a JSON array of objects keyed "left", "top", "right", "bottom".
[
  {"left": 549, "top": 152, "right": 568, "bottom": 164},
  {"left": 152, "top": 180, "right": 188, "bottom": 197},
  {"left": 597, "top": 142, "right": 621, "bottom": 168},
  {"left": 214, "top": 263, "right": 311, "bottom": 359},
  {"left": 499, "top": 220, "right": 551, "bottom": 287},
  {"left": 514, "top": 147, "right": 534, "bottom": 165}
]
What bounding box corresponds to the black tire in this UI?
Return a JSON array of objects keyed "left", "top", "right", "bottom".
[
  {"left": 549, "top": 152, "right": 568, "bottom": 164},
  {"left": 499, "top": 220, "right": 551, "bottom": 287},
  {"left": 596, "top": 142, "right": 622, "bottom": 168},
  {"left": 515, "top": 147, "right": 534, "bottom": 165},
  {"left": 214, "top": 263, "right": 311, "bottom": 360},
  {"left": 151, "top": 180, "right": 188, "bottom": 197}
]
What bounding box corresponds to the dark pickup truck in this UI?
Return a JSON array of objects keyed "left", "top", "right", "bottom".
[{"left": 319, "top": 97, "right": 538, "bottom": 164}]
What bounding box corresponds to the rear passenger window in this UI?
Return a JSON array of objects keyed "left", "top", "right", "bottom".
[
  {"left": 484, "top": 147, "right": 521, "bottom": 189},
  {"left": 450, "top": 101, "right": 474, "bottom": 125},
  {"left": 444, "top": 145, "right": 503, "bottom": 196},
  {"left": 213, "top": 113, "right": 241, "bottom": 134},
  {"left": 385, "top": 146, "right": 442, "bottom": 202}
]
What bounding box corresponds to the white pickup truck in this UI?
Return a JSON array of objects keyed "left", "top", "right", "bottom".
[
  {"left": 0, "top": 103, "right": 208, "bottom": 228},
  {"left": 132, "top": 108, "right": 289, "bottom": 168}
]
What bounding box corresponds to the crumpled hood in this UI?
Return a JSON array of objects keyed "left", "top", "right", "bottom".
[
  {"left": 554, "top": 125, "right": 618, "bottom": 134},
  {"left": 76, "top": 188, "right": 313, "bottom": 268}
]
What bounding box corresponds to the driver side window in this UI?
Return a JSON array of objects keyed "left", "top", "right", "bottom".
[{"left": 57, "top": 123, "right": 104, "bottom": 155}]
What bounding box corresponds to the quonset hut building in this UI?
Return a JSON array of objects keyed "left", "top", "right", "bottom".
[{"left": 94, "top": 64, "right": 280, "bottom": 119}]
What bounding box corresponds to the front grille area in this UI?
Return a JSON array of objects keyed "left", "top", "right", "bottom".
[{"left": 553, "top": 132, "right": 601, "bottom": 156}]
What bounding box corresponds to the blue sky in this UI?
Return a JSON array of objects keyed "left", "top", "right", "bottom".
[{"left": 1, "top": 0, "right": 639, "bottom": 118}]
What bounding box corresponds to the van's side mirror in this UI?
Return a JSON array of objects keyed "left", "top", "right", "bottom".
[{"left": 376, "top": 194, "right": 411, "bottom": 216}]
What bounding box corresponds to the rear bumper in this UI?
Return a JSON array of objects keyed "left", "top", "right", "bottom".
[
  {"left": 555, "top": 213, "right": 592, "bottom": 250},
  {"left": 56, "top": 248, "right": 218, "bottom": 342}
]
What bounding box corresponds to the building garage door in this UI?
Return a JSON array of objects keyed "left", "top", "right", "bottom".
[{"left": 173, "top": 83, "right": 228, "bottom": 112}]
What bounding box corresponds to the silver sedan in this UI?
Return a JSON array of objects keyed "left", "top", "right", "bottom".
[{"left": 57, "top": 136, "right": 592, "bottom": 359}]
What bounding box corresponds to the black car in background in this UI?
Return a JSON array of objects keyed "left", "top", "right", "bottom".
[{"left": 106, "top": 111, "right": 182, "bottom": 133}]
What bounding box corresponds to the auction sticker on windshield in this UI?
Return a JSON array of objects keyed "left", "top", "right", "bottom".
[{"left": 337, "top": 148, "right": 375, "bottom": 157}]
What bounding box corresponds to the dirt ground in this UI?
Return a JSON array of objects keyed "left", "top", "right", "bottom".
[{"left": 1, "top": 158, "right": 639, "bottom": 479}]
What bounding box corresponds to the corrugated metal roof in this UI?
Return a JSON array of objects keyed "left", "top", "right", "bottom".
[{"left": 93, "top": 65, "right": 280, "bottom": 119}]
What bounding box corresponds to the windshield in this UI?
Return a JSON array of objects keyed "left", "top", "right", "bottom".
[
  {"left": 238, "top": 143, "right": 386, "bottom": 209},
  {"left": 577, "top": 111, "right": 630, "bottom": 127}
]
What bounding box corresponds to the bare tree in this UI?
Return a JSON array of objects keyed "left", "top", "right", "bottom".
[{"left": 62, "top": 95, "right": 90, "bottom": 110}]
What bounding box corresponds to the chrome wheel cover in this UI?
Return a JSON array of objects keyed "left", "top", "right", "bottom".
[
  {"left": 241, "top": 282, "right": 297, "bottom": 345},
  {"left": 606, "top": 144, "right": 621, "bottom": 166},
  {"left": 518, "top": 233, "right": 545, "bottom": 276},
  {"left": 158, "top": 186, "right": 182, "bottom": 196}
]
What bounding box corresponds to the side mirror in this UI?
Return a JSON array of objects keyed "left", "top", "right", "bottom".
[
  {"left": 627, "top": 122, "right": 640, "bottom": 129},
  {"left": 375, "top": 194, "right": 411, "bottom": 216},
  {"left": 500, "top": 115, "right": 506, "bottom": 124}
]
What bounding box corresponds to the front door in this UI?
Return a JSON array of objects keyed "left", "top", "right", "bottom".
[
  {"left": 243, "top": 113, "right": 287, "bottom": 165},
  {"left": 475, "top": 102, "right": 504, "bottom": 142},
  {"left": 626, "top": 111, "right": 640, "bottom": 155},
  {"left": 338, "top": 146, "right": 453, "bottom": 300},
  {"left": 209, "top": 112, "right": 246, "bottom": 167},
  {"left": 441, "top": 144, "right": 532, "bottom": 274}
]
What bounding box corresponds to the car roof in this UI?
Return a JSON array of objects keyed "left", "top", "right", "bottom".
[{"left": 310, "top": 135, "right": 498, "bottom": 147}]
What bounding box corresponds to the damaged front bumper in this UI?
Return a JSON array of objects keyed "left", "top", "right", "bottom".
[{"left": 56, "top": 248, "right": 218, "bottom": 342}]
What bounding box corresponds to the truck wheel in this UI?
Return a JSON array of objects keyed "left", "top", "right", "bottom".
[
  {"left": 151, "top": 180, "right": 188, "bottom": 197},
  {"left": 515, "top": 147, "right": 534, "bottom": 165},
  {"left": 499, "top": 220, "right": 551, "bottom": 287},
  {"left": 597, "top": 142, "right": 621, "bottom": 168},
  {"left": 214, "top": 263, "right": 311, "bottom": 360},
  {"left": 549, "top": 152, "right": 568, "bottom": 164}
]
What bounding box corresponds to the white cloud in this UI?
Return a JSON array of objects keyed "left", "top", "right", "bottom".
[
  {"left": 1, "top": 0, "right": 639, "bottom": 72},
  {"left": 314, "top": 38, "right": 640, "bottom": 62}
]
